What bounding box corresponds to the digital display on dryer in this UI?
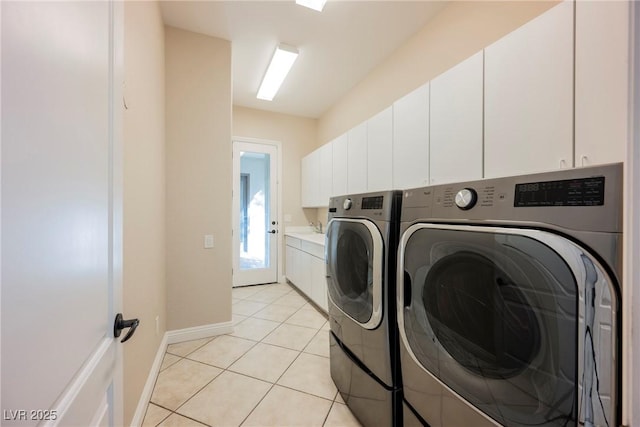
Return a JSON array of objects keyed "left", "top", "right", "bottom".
[
  {"left": 362, "top": 196, "right": 384, "bottom": 210},
  {"left": 514, "top": 176, "right": 605, "bottom": 207}
]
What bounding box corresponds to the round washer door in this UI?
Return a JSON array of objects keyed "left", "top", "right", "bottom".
[
  {"left": 398, "top": 224, "right": 618, "bottom": 427},
  {"left": 326, "top": 218, "right": 384, "bottom": 329}
]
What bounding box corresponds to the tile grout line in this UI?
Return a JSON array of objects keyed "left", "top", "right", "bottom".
[
  {"left": 152, "top": 339, "right": 228, "bottom": 426},
  {"left": 145, "top": 282, "right": 339, "bottom": 426},
  {"left": 322, "top": 400, "right": 338, "bottom": 427},
  {"left": 236, "top": 283, "right": 333, "bottom": 425},
  {"left": 235, "top": 342, "right": 305, "bottom": 426}
]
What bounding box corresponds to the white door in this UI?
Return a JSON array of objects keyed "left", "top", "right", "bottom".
[
  {"left": 232, "top": 140, "right": 279, "bottom": 286},
  {"left": 1, "top": 2, "right": 126, "bottom": 426}
]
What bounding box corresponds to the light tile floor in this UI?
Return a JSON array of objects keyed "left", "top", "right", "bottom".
[{"left": 142, "top": 282, "right": 362, "bottom": 427}]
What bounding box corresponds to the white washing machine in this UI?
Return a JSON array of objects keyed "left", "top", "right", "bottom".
[{"left": 397, "top": 163, "right": 622, "bottom": 427}]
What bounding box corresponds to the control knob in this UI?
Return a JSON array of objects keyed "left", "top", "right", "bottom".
[
  {"left": 343, "top": 198, "right": 353, "bottom": 210},
  {"left": 455, "top": 188, "right": 477, "bottom": 210}
]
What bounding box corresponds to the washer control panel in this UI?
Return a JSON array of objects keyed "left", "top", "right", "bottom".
[{"left": 400, "top": 163, "right": 621, "bottom": 234}]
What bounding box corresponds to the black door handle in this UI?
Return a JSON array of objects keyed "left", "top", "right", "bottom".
[
  {"left": 114, "top": 313, "right": 139, "bottom": 343},
  {"left": 267, "top": 229, "right": 277, "bottom": 234}
]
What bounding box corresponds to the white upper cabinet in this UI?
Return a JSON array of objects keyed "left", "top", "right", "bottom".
[
  {"left": 367, "top": 106, "right": 393, "bottom": 192},
  {"left": 484, "top": 1, "right": 574, "bottom": 178},
  {"left": 301, "top": 142, "right": 333, "bottom": 208},
  {"left": 332, "top": 133, "right": 348, "bottom": 197},
  {"left": 430, "top": 51, "right": 484, "bottom": 185},
  {"left": 318, "top": 142, "right": 333, "bottom": 205},
  {"left": 575, "top": 0, "right": 629, "bottom": 167},
  {"left": 393, "top": 83, "right": 430, "bottom": 189},
  {"left": 347, "top": 121, "right": 368, "bottom": 194},
  {"left": 301, "top": 150, "right": 317, "bottom": 208}
]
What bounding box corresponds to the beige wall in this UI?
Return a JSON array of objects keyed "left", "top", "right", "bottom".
[
  {"left": 233, "top": 106, "right": 318, "bottom": 227},
  {"left": 165, "top": 26, "right": 233, "bottom": 330},
  {"left": 317, "top": 0, "right": 559, "bottom": 144},
  {"left": 123, "top": 1, "right": 166, "bottom": 425}
]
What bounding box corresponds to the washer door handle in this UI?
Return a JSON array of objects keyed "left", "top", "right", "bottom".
[{"left": 403, "top": 271, "right": 412, "bottom": 308}]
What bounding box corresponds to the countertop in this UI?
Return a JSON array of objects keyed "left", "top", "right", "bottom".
[{"left": 284, "top": 231, "right": 326, "bottom": 246}]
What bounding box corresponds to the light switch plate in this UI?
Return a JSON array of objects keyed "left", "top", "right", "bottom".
[{"left": 204, "top": 234, "right": 214, "bottom": 249}]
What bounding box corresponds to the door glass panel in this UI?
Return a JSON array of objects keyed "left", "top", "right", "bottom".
[
  {"left": 326, "top": 220, "right": 374, "bottom": 323},
  {"left": 239, "top": 151, "right": 271, "bottom": 270},
  {"left": 402, "top": 228, "right": 578, "bottom": 426}
]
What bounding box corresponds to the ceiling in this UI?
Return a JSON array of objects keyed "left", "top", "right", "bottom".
[{"left": 160, "top": 1, "right": 447, "bottom": 118}]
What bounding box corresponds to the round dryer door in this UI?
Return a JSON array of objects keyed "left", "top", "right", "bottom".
[
  {"left": 398, "top": 224, "right": 618, "bottom": 427},
  {"left": 326, "top": 218, "right": 384, "bottom": 329}
]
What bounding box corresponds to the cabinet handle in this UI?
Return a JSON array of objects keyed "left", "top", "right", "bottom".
[
  {"left": 581, "top": 155, "right": 588, "bottom": 167},
  {"left": 559, "top": 159, "right": 567, "bottom": 168}
]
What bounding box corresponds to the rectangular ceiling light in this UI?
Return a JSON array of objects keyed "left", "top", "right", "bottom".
[
  {"left": 296, "top": 0, "right": 327, "bottom": 12},
  {"left": 257, "top": 44, "right": 299, "bottom": 101}
]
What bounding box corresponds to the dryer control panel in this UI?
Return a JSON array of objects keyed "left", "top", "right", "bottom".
[
  {"left": 329, "top": 191, "right": 402, "bottom": 221},
  {"left": 514, "top": 176, "right": 605, "bottom": 207}
]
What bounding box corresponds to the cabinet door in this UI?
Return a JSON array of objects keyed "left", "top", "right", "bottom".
[
  {"left": 393, "top": 83, "right": 430, "bottom": 189},
  {"left": 367, "top": 107, "right": 393, "bottom": 192},
  {"left": 347, "top": 122, "right": 368, "bottom": 194},
  {"left": 311, "top": 256, "right": 328, "bottom": 312},
  {"left": 575, "top": 0, "right": 629, "bottom": 166},
  {"left": 301, "top": 149, "right": 320, "bottom": 208},
  {"left": 285, "top": 245, "right": 297, "bottom": 284},
  {"left": 318, "top": 143, "right": 333, "bottom": 206},
  {"left": 297, "top": 251, "right": 313, "bottom": 297},
  {"left": 484, "top": 1, "right": 573, "bottom": 178},
  {"left": 430, "top": 51, "right": 483, "bottom": 184},
  {"left": 332, "top": 133, "right": 348, "bottom": 197}
]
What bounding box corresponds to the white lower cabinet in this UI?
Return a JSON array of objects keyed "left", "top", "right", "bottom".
[
  {"left": 285, "top": 236, "right": 328, "bottom": 312},
  {"left": 285, "top": 239, "right": 300, "bottom": 285}
]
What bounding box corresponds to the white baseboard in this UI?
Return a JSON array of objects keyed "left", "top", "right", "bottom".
[
  {"left": 166, "top": 321, "right": 234, "bottom": 344},
  {"left": 129, "top": 320, "right": 234, "bottom": 426},
  {"left": 130, "top": 333, "right": 168, "bottom": 427}
]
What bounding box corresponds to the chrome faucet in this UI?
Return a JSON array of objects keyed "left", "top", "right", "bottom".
[{"left": 310, "top": 221, "right": 323, "bottom": 233}]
